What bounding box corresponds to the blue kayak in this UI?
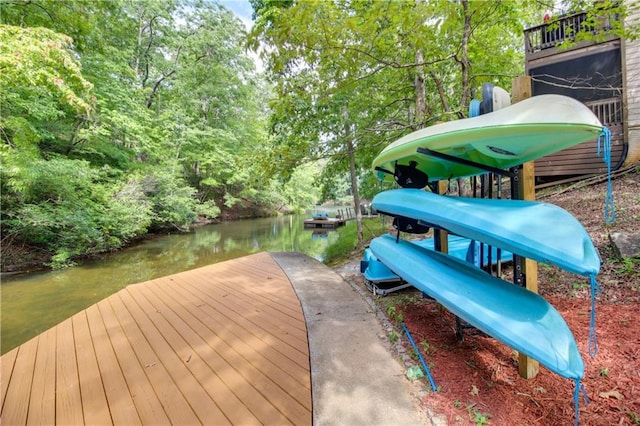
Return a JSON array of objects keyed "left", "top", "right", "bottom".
[
  {"left": 362, "top": 246, "right": 402, "bottom": 284},
  {"left": 370, "top": 234, "right": 584, "bottom": 380},
  {"left": 372, "top": 189, "right": 600, "bottom": 277},
  {"left": 362, "top": 235, "right": 512, "bottom": 284}
]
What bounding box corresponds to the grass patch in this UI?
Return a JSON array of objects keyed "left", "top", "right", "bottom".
[{"left": 323, "top": 217, "right": 389, "bottom": 265}]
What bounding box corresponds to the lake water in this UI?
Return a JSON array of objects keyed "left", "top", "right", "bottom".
[{"left": 1, "top": 214, "right": 339, "bottom": 354}]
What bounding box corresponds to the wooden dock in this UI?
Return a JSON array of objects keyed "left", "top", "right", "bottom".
[
  {"left": 303, "top": 217, "right": 346, "bottom": 229},
  {"left": 0, "top": 252, "right": 311, "bottom": 425}
]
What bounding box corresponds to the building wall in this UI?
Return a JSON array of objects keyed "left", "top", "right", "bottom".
[{"left": 623, "top": 1, "right": 640, "bottom": 166}]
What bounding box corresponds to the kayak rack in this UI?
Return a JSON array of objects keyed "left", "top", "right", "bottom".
[
  {"left": 416, "top": 147, "right": 517, "bottom": 178},
  {"left": 364, "top": 279, "right": 413, "bottom": 296}
]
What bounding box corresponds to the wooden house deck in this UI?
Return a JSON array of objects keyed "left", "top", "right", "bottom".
[{"left": 0, "top": 252, "right": 312, "bottom": 425}]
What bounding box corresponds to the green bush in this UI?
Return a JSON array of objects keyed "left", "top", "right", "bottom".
[
  {"left": 141, "top": 171, "right": 198, "bottom": 231},
  {"left": 323, "top": 223, "right": 360, "bottom": 265},
  {"left": 102, "top": 177, "right": 154, "bottom": 244},
  {"left": 0, "top": 151, "right": 223, "bottom": 267},
  {"left": 2, "top": 158, "right": 160, "bottom": 267}
]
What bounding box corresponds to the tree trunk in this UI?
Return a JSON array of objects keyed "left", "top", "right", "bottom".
[
  {"left": 414, "top": 48, "right": 427, "bottom": 129},
  {"left": 343, "top": 106, "right": 363, "bottom": 246},
  {"left": 430, "top": 71, "right": 452, "bottom": 117},
  {"left": 455, "top": 0, "right": 472, "bottom": 195},
  {"left": 459, "top": 0, "right": 472, "bottom": 110},
  {"left": 346, "top": 134, "right": 363, "bottom": 246}
]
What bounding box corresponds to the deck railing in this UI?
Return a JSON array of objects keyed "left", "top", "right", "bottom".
[
  {"left": 525, "top": 10, "right": 619, "bottom": 59},
  {"left": 585, "top": 97, "right": 623, "bottom": 126}
]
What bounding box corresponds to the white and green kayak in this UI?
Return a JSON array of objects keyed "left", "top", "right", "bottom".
[{"left": 373, "top": 94, "right": 603, "bottom": 184}]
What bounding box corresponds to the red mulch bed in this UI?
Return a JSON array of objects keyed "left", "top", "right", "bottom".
[{"left": 401, "top": 296, "right": 640, "bottom": 425}]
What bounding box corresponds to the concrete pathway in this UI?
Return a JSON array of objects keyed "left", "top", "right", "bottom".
[{"left": 272, "top": 252, "right": 432, "bottom": 426}]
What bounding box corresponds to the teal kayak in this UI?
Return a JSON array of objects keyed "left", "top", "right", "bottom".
[
  {"left": 362, "top": 235, "right": 512, "bottom": 284},
  {"left": 372, "top": 189, "right": 600, "bottom": 277},
  {"left": 370, "top": 234, "right": 584, "bottom": 380}
]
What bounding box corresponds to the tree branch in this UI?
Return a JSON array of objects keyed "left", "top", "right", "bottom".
[
  {"left": 8, "top": 0, "right": 55, "bottom": 22},
  {"left": 531, "top": 74, "right": 622, "bottom": 93},
  {"left": 146, "top": 70, "right": 176, "bottom": 108}
]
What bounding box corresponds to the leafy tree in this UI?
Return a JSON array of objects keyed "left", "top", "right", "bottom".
[
  {"left": 281, "top": 161, "right": 322, "bottom": 212},
  {"left": 0, "top": 25, "right": 103, "bottom": 267},
  {"left": 1, "top": 0, "right": 276, "bottom": 268},
  {"left": 249, "top": 0, "right": 547, "bottom": 245},
  {"left": 2, "top": 156, "right": 154, "bottom": 268},
  {"left": 553, "top": 0, "right": 640, "bottom": 44},
  {"left": 0, "top": 25, "right": 94, "bottom": 155}
]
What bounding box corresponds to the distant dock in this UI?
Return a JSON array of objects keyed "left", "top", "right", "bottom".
[
  {"left": 303, "top": 217, "right": 346, "bottom": 229},
  {"left": 303, "top": 207, "right": 359, "bottom": 229}
]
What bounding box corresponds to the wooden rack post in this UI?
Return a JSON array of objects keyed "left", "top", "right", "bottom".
[
  {"left": 435, "top": 181, "right": 449, "bottom": 254},
  {"left": 512, "top": 75, "right": 540, "bottom": 379}
]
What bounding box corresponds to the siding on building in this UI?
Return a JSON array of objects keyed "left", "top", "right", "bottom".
[
  {"left": 623, "top": 2, "right": 640, "bottom": 166},
  {"left": 526, "top": 2, "right": 640, "bottom": 175}
]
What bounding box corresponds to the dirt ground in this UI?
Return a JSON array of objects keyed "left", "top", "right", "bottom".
[{"left": 335, "top": 167, "right": 639, "bottom": 425}]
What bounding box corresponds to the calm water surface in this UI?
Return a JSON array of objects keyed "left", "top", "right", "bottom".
[{"left": 1, "top": 214, "right": 338, "bottom": 354}]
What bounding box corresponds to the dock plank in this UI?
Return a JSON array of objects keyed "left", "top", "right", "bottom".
[
  {"left": 0, "top": 347, "right": 18, "bottom": 411},
  {"left": 216, "top": 256, "right": 307, "bottom": 316},
  {"left": 213, "top": 276, "right": 307, "bottom": 331},
  {"left": 107, "top": 293, "right": 201, "bottom": 425},
  {"left": 27, "top": 329, "right": 56, "bottom": 425},
  {"left": 154, "top": 277, "right": 311, "bottom": 390},
  {"left": 126, "top": 283, "right": 261, "bottom": 425},
  {"left": 0, "top": 252, "right": 311, "bottom": 425},
  {"left": 85, "top": 303, "right": 142, "bottom": 425},
  {"left": 97, "top": 298, "right": 171, "bottom": 425},
  {"left": 55, "top": 319, "right": 84, "bottom": 425},
  {"left": 172, "top": 274, "right": 310, "bottom": 368},
  {"left": 168, "top": 274, "right": 311, "bottom": 389},
  {"left": 231, "top": 255, "right": 306, "bottom": 310},
  {"left": 150, "top": 278, "right": 308, "bottom": 423},
  {"left": 174, "top": 265, "right": 309, "bottom": 353},
  {"left": 211, "top": 273, "right": 306, "bottom": 330},
  {"left": 72, "top": 313, "right": 112, "bottom": 425},
  {"left": 118, "top": 286, "right": 232, "bottom": 425},
  {"left": 186, "top": 270, "right": 308, "bottom": 343},
  {"left": 1, "top": 337, "right": 38, "bottom": 425}
]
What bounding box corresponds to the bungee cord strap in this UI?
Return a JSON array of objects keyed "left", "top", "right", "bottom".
[
  {"left": 588, "top": 274, "right": 601, "bottom": 357},
  {"left": 573, "top": 379, "right": 589, "bottom": 426},
  {"left": 402, "top": 323, "right": 437, "bottom": 392},
  {"left": 597, "top": 127, "right": 616, "bottom": 224}
]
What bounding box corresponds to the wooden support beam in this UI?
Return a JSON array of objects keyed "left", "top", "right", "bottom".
[
  {"left": 512, "top": 76, "right": 540, "bottom": 379},
  {"left": 512, "top": 76, "right": 533, "bottom": 103},
  {"left": 517, "top": 162, "right": 540, "bottom": 379},
  {"left": 435, "top": 181, "right": 449, "bottom": 254}
]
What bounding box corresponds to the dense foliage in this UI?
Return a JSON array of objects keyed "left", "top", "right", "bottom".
[
  {"left": 248, "top": 0, "right": 549, "bottom": 244},
  {"left": 0, "top": 0, "right": 319, "bottom": 268},
  {"left": 2, "top": 0, "right": 634, "bottom": 268}
]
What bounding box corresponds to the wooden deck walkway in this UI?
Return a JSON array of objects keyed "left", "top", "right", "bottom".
[{"left": 0, "top": 252, "right": 312, "bottom": 425}]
